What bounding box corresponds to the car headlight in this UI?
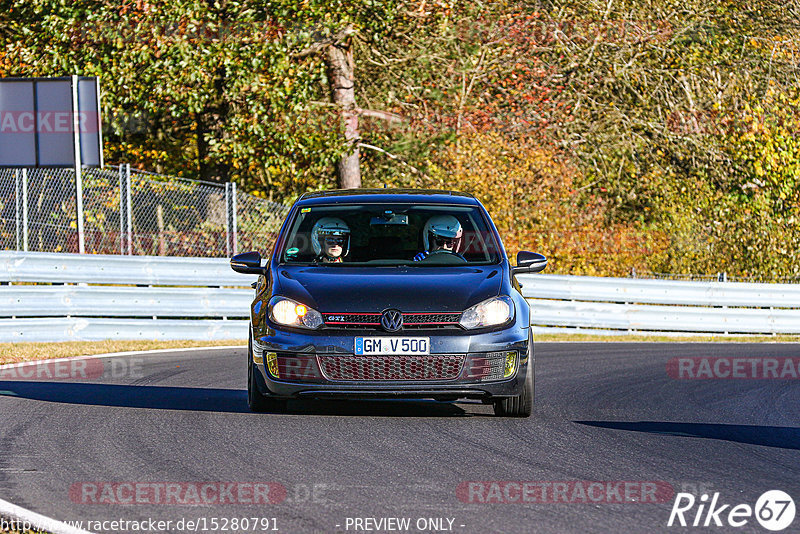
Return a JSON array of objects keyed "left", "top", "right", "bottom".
[
  {"left": 459, "top": 296, "right": 514, "bottom": 329},
  {"left": 268, "top": 296, "right": 324, "bottom": 329}
]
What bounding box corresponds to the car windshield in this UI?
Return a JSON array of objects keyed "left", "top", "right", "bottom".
[{"left": 279, "top": 203, "right": 502, "bottom": 266}]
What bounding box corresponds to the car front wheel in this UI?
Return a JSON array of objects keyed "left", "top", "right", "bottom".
[{"left": 493, "top": 362, "right": 533, "bottom": 417}]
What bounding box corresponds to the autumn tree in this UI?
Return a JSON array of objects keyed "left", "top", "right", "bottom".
[{"left": 4, "top": 0, "right": 800, "bottom": 277}]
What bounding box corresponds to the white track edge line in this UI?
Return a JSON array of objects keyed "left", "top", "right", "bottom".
[
  {"left": 0, "top": 345, "right": 246, "bottom": 370},
  {"left": 0, "top": 497, "right": 94, "bottom": 534}
]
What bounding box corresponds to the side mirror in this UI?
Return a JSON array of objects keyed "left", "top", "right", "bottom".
[
  {"left": 513, "top": 251, "right": 547, "bottom": 275},
  {"left": 230, "top": 251, "right": 267, "bottom": 275}
]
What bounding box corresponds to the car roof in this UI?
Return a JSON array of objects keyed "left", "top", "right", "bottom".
[{"left": 297, "top": 188, "right": 479, "bottom": 206}]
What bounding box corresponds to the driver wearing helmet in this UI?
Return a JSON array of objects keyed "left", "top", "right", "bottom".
[
  {"left": 311, "top": 217, "right": 350, "bottom": 263},
  {"left": 413, "top": 215, "right": 463, "bottom": 261}
]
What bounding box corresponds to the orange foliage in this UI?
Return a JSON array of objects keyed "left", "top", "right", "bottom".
[{"left": 427, "top": 133, "right": 668, "bottom": 275}]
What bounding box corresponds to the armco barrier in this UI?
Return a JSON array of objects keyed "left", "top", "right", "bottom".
[
  {"left": 0, "top": 251, "right": 248, "bottom": 286},
  {"left": 0, "top": 317, "right": 249, "bottom": 343},
  {"left": 0, "top": 251, "right": 256, "bottom": 342},
  {"left": 517, "top": 273, "right": 800, "bottom": 335},
  {"left": 2, "top": 252, "right": 799, "bottom": 341}
]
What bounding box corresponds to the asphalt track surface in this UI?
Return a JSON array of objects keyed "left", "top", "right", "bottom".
[{"left": 1, "top": 343, "right": 799, "bottom": 534}]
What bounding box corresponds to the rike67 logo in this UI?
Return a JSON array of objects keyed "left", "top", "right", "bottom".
[{"left": 668, "top": 490, "right": 795, "bottom": 531}]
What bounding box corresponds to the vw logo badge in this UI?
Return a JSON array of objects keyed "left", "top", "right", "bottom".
[{"left": 381, "top": 310, "right": 403, "bottom": 332}]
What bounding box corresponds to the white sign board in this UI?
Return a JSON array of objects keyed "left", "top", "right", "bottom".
[{"left": 0, "top": 76, "right": 103, "bottom": 167}]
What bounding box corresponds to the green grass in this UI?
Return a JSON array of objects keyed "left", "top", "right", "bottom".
[{"left": 0, "top": 340, "right": 245, "bottom": 365}]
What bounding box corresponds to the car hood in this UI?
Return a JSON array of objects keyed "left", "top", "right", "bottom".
[{"left": 274, "top": 265, "right": 504, "bottom": 313}]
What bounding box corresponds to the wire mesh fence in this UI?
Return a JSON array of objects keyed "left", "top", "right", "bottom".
[
  {"left": 0, "top": 167, "right": 78, "bottom": 253},
  {"left": 0, "top": 165, "right": 289, "bottom": 257},
  {"left": 236, "top": 187, "right": 289, "bottom": 255}
]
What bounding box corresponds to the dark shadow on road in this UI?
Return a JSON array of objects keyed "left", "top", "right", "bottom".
[
  {"left": 0, "top": 381, "right": 251, "bottom": 413},
  {"left": 0, "top": 382, "right": 479, "bottom": 417},
  {"left": 286, "top": 398, "right": 475, "bottom": 417},
  {"left": 576, "top": 420, "right": 800, "bottom": 450}
]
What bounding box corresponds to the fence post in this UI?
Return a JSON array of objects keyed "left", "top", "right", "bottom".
[
  {"left": 125, "top": 163, "right": 132, "bottom": 255},
  {"left": 75, "top": 165, "right": 86, "bottom": 254},
  {"left": 21, "top": 168, "right": 28, "bottom": 252},
  {"left": 231, "top": 182, "right": 238, "bottom": 256},
  {"left": 156, "top": 203, "right": 166, "bottom": 255},
  {"left": 224, "top": 182, "right": 231, "bottom": 257},
  {"left": 118, "top": 165, "right": 125, "bottom": 254},
  {"left": 14, "top": 170, "right": 20, "bottom": 251},
  {"left": 71, "top": 75, "right": 86, "bottom": 254}
]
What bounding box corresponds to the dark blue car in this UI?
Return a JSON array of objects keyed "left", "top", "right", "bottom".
[{"left": 230, "top": 189, "right": 546, "bottom": 416}]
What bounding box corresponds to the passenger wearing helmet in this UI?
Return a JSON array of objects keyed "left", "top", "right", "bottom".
[
  {"left": 413, "top": 215, "right": 463, "bottom": 261},
  {"left": 311, "top": 217, "right": 350, "bottom": 263}
]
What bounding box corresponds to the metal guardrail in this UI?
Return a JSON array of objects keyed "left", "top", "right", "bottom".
[
  {"left": 3, "top": 252, "right": 799, "bottom": 341},
  {"left": 0, "top": 286, "right": 250, "bottom": 318},
  {"left": 0, "top": 251, "right": 257, "bottom": 342},
  {"left": 519, "top": 274, "right": 800, "bottom": 307},
  {"left": 0, "top": 318, "right": 249, "bottom": 343},
  {"left": 0, "top": 251, "right": 253, "bottom": 286},
  {"left": 518, "top": 273, "right": 800, "bottom": 335}
]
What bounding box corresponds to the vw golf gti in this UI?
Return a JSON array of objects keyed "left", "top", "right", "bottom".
[{"left": 231, "top": 189, "right": 546, "bottom": 416}]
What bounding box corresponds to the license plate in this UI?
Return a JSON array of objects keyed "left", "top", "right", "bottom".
[{"left": 354, "top": 337, "right": 430, "bottom": 355}]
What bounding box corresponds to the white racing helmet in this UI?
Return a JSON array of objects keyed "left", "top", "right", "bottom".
[
  {"left": 311, "top": 217, "right": 351, "bottom": 257},
  {"left": 422, "top": 215, "right": 463, "bottom": 253}
]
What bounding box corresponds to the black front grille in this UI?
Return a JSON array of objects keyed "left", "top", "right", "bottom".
[
  {"left": 323, "top": 312, "right": 461, "bottom": 330},
  {"left": 318, "top": 354, "right": 465, "bottom": 381},
  {"left": 403, "top": 313, "right": 461, "bottom": 325}
]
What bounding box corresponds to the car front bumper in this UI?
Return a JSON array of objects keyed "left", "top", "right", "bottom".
[{"left": 251, "top": 323, "right": 531, "bottom": 401}]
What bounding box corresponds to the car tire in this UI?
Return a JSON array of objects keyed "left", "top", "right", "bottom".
[
  {"left": 248, "top": 337, "right": 286, "bottom": 413},
  {"left": 493, "top": 361, "right": 533, "bottom": 418}
]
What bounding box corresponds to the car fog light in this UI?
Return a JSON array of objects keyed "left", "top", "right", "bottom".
[
  {"left": 504, "top": 351, "right": 517, "bottom": 378},
  {"left": 266, "top": 352, "right": 279, "bottom": 378}
]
